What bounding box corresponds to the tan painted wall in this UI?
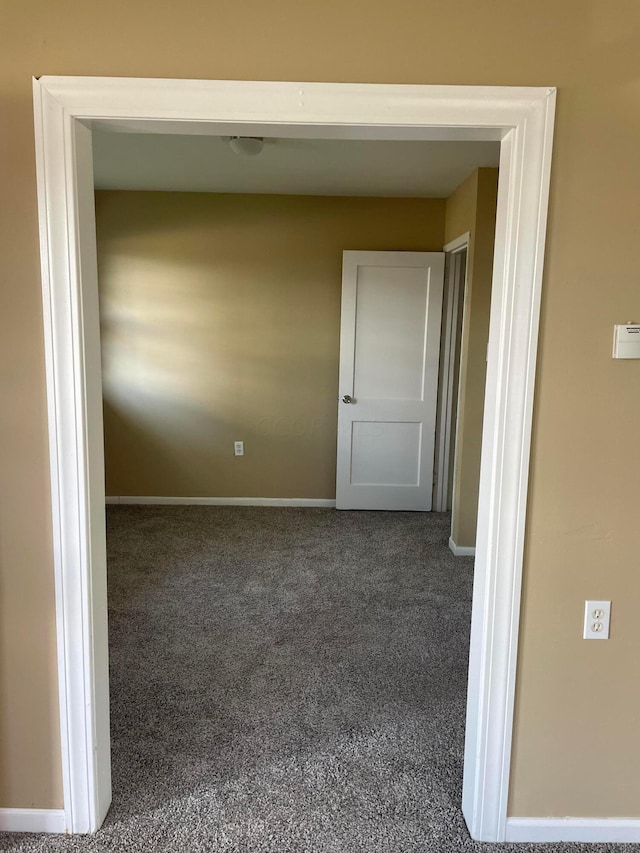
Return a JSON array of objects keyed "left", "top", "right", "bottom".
[
  {"left": 96, "top": 191, "right": 446, "bottom": 500},
  {"left": 444, "top": 168, "right": 499, "bottom": 548},
  {"left": 2, "top": 0, "right": 640, "bottom": 819}
]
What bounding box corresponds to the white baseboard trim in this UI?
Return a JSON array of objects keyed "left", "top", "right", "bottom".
[
  {"left": 506, "top": 817, "right": 640, "bottom": 843},
  {"left": 448, "top": 536, "right": 476, "bottom": 557},
  {"left": 106, "top": 496, "right": 336, "bottom": 508},
  {"left": 0, "top": 808, "right": 66, "bottom": 834}
]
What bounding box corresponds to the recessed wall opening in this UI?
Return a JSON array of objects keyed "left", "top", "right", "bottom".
[
  {"left": 31, "top": 77, "right": 555, "bottom": 843},
  {"left": 93, "top": 130, "right": 499, "bottom": 842}
]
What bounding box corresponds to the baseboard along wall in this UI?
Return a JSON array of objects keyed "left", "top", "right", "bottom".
[
  {"left": 448, "top": 536, "right": 476, "bottom": 557},
  {"left": 0, "top": 808, "right": 66, "bottom": 834},
  {"left": 505, "top": 817, "right": 640, "bottom": 843},
  {"left": 2, "top": 808, "right": 637, "bottom": 840},
  {"left": 106, "top": 496, "right": 336, "bottom": 508}
]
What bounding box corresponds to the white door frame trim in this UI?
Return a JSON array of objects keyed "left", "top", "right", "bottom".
[
  {"left": 32, "top": 77, "right": 556, "bottom": 841},
  {"left": 434, "top": 232, "right": 469, "bottom": 512},
  {"left": 443, "top": 232, "right": 471, "bottom": 254}
]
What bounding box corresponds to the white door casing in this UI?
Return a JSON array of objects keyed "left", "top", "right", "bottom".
[
  {"left": 336, "top": 251, "right": 444, "bottom": 510},
  {"left": 434, "top": 235, "right": 469, "bottom": 513},
  {"left": 32, "top": 78, "right": 556, "bottom": 842}
]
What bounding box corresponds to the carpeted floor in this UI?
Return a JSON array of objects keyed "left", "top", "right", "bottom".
[{"left": 1, "top": 507, "right": 633, "bottom": 852}]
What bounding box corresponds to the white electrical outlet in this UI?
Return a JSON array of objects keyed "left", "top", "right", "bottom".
[
  {"left": 583, "top": 600, "right": 611, "bottom": 640},
  {"left": 234, "top": 441, "right": 244, "bottom": 457}
]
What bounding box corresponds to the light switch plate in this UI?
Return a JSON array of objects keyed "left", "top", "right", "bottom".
[
  {"left": 613, "top": 324, "right": 640, "bottom": 358},
  {"left": 583, "top": 600, "right": 611, "bottom": 639}
]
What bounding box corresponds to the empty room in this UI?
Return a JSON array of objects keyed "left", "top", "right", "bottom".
[{"left": 83, "top": 131, "right": 500, "bottom": 849}]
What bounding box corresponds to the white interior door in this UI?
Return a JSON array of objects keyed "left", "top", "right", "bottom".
[{"left": 336, "top": 251, "right": 445, "bottom": 510}]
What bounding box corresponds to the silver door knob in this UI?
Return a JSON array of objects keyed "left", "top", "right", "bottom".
[{"left": 342, "top": 394, "right": 353, "bottom": 404}]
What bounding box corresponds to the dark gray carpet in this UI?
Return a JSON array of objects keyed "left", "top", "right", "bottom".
[{"left": 1, "top": 508, "right": 633, "bottom": 852}]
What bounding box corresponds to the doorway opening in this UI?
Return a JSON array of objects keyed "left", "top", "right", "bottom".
[
  {"left": 91, "top": 160, "right": 492, "bottom": 846},
  {"left": 434, "top": 237, "right": 467, "bottom": 516},
  {"left": 32, "top": 78, "right": 555, "bottom": 842}
]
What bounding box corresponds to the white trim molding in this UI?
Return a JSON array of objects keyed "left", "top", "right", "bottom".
[
  {"left": 106, "top": 496, "right": 336, "bottom": 508},
  {"left": 0, "top": 808, "right": 66, "bottom": 834},
  {"left": 32, "top": 76, "right": 556, "bottom": 839},
  {"left": 434, "top": 237, "right": 468, "bottom": 512},
  {"left": 506, "top": 817, "right": 640, "bottom": 843},
  {"left": 443, "top": 231, "right": 471, "bottom": 254},
  {"left": 449, "top": 537, "right": 476, "bottom": 557}
]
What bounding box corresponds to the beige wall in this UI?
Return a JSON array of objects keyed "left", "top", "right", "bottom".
[
  {"left": 444, "top": 168, "right": 499, "bottom": 547},
  {"left": 96, "top": 191, "right": 445, "bottom": 500},
  {"left": 2, "top": 0, "right": 640, "bottom": 819}
]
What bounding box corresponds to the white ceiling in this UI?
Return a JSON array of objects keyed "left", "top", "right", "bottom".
[{"left": 92, "top": 132, "right": 500, "bottom": 198}]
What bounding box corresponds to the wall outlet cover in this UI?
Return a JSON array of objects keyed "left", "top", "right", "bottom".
[{"left": 583, "top": 600, "right": 611, "bottom": 640}]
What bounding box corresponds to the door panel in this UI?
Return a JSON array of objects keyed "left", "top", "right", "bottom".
[
  {"left": 336, "top": 251, "right": 444, "bottom": 511},
  {"left": 351, "top": 421, "right": 422, "bottom": 486},
  {"left": 353, "top": 266, "right": 430, "bottom": 400}
]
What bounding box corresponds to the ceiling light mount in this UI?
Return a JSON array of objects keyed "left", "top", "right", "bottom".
[{"left": 228, "top": 136, "right": 264, "bottom": 156}]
